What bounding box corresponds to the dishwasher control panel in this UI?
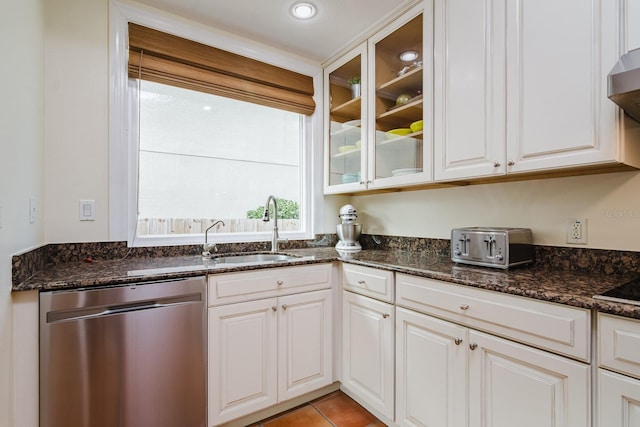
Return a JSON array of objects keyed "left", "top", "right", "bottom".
[{"left": 451, "top": 227, "right": 533, "bottom": 269}]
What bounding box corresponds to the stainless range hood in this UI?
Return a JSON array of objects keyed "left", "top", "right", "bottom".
[{"left": 608, "top": 48, "right": 640, "bottom": 122}]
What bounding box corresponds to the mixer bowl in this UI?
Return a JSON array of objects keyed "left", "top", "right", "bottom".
[{"left": 337, "top": 223, "right": 362, "bottom": 244}]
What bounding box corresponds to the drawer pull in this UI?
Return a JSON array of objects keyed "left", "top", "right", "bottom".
[
  {"left": 383, "top": 313, "right": 389, "bottom": 319},
  {"left": 459, "top": 304, "right": 470, "bottom": 310},
  {"left": 277, "top": 280, "right": 284, "bottom": 286},
  {"left": 469, "top": 343, "right": 478, "bottom": 350},
  {"left": 271, "top": 306, "right": 277, "bottom": 312},
  {"left": 357, "top": 280, "right": 366, "bottom": 285},
  {"left": 282, "top": 304, "right": 288, "bottom": 310},
  {"left": 454, "top": 338, "right": 462, "bottom": 345}
]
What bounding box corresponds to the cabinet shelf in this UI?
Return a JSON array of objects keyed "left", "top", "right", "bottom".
[
  {"left": 376, "top": 98, "right": 423, "bottom": 129},
  {"left": 376, "top": 66, "right": 423, "bottom": 101},
  {"left": 377, "top": 130, "right": 423, "bottom": 148},
  {"left": 332, "top": 147, "right": 361, "bottom": 159},
  {"left": 330, "top": 97, "right": 362, "bottom": 120}
]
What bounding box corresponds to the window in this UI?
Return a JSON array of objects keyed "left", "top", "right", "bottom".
[
  {"left": 134, "top": 80, "right": 306, "bottom": 241},
  {"left": 109, "top": 3, "right": 322, "bottom": 247}
]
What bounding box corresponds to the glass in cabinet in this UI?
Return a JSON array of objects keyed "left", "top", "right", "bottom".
[
  {"left": 324, "top": 44, "right": 367, "bottom": 193},
  {"left": 368, "top": 7, "right": 431, "bottom": 188}
]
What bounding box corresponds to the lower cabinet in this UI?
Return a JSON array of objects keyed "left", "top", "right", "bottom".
[
  {"left": 396, "top": 307, "right": 590, "bottom": 427},
  {"left": 597, "top": 313, "right": 640, "bottom": 427},
  {"left": 599, "top": 369, "right": 640, "bottom": 426},
  {"left": 342, "top": 290, "right": 395, "bottom": 420},
  {"left": 209, "top": 289, "right": 332, "bottom": 426}
]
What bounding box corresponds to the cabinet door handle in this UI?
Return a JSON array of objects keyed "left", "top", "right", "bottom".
[
  {"left": 454, "top": 338, "right": 463, "bottom": 345},
  {"left": 272, "top": 306, "right": 277, "bottom": 312},
  {"left": 493, "top": 161, "right": 501, "bottom": 168},
  {"left": 282, "top": 304, "right": 288, "bottom": 310},
  {"left": 507, "top": 159, "right": 515, "bottom": 166},
  {"left": 383, "top": 313, "right": 389, "bottom": 318},
  {"left": 459, "top": 304, "right": 469, "bottom": 310},
  {"left": 277, "top": 280, "right": 284, "bottom": 286},
  {"left": 469, "top": 343, "right": 478, "bottom": 350}
]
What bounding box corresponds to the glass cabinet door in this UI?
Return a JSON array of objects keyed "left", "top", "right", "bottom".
[
  {"left": 369, "top": 9, "right": 429, "bottom": 186},
  {"left": 324, "top": 44, "right": 367, "bottom": 192}
]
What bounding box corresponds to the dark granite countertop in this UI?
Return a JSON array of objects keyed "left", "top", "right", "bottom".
[{"left": 12, "top": 247, "right": 640, "bottom": 320}]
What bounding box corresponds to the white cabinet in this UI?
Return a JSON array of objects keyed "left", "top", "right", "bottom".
[
  {"left": 434, "top": 0, "right": 640, "bottom": 181},
  {"left": 341, "top": 263, "right": 396, "bottom": 419},
  {"left": 395, "top": 307, "right": 466, "bottom": 427},
  {"left": 210, "top": 298, "right": 278, "bottom": 424},
  {"left": 468, "top": 330, "right": 589, "bottom": 427},
  {"left": 597, "top": 313, "right": 640, "bottom": 427},
  {"left": 324, "top": 3, "right": 432, "bottom": 194},
  {"left": 342, "top": 290, "right": 395, "bottom": 420},
  {"left": 208, "top": 265, "right": 333, "bottom": 426},
  {"left": 396, "top": 274, "right": 591, "bottom": 427}
]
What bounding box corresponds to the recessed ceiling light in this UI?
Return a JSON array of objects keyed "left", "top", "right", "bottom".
[
  {"left": 399, "top": 50, "right": 419, "bottom": 62},
  {"left": 291, "top": 2, "right": 317, "bottom": 19}
]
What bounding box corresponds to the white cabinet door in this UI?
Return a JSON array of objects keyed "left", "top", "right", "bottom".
[
  {"left": 598, "top": 369, "right": 640, "bottom": 427},
  {"left": 278, "top": 289, "right": 333, "bottom": 401},
  {"left": 505, "top": 0, "right": 618, "bottom": 173},
  {"left": 209, "top": 298, "right": 278, "bottom": 425},
  {"left": 468, "top": 330, "right": 590, "bottom": 427},
  {"left": 395, "top": 307, "right": 467, "bottom": 427},
  {"left": 433, "top": 0, "right": 506, "bottom": 181},
  {"left": 435, "top": 0, "right": 625, "bottom": 181},
  {"left": 342, "top": 290, "right": 395, "bottom": 419}
]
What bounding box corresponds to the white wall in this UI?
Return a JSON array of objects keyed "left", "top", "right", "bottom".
[
  {"left": 0, "top": 1, "right": 45, "bottom": 426},
  {"left": 44, "top": 0, "right": 109, "bottom": 243}
]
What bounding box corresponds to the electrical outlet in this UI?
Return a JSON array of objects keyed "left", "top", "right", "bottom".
[{"left": 567, "top": 218, "right": 587, "bottom": 244}]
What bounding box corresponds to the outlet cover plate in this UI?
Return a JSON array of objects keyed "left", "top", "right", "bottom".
[{"left": 567, "top": 218, "right": 587, "bottom": 244}]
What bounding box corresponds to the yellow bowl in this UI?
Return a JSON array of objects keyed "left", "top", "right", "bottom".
[
  {"left": 410, "top": 120, "right": 423, "bottom": 132},
  {"left": 386, "top": 128, "right": 412, "bottom": 139},
  {"left": 338, "top": 145, "right": 357, "bottom": 153}
]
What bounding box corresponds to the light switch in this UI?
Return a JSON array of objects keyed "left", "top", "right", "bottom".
[
  {"left": 29, "top": 196, "right": 36, "bottom": 223},
  {"left": 79, "top": 200, "right": 95, "bottom": 221}
]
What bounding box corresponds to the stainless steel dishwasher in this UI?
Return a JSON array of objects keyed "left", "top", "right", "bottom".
[{"left": 40, "top": 276, "right": 206, "bottom": 427}]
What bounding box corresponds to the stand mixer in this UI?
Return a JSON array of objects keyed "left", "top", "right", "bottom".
[{"left": 336, "top": 204, "right": 362, "bottom": 251}]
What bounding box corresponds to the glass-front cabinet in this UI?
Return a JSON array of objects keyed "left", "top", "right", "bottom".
[
  {"left": 324, "top": 3, "right": 431, "bottom": 194},
  {"left": 324, "top": 43, "right": 367, "bottom": 193},
  {"left": 368, "top": 6, "right": 430, "bottom": 190}
]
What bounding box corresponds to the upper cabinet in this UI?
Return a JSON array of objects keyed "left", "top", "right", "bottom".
[
  {"left": 324, "top": 3, "right": 432, "bottom": 194},
  {"left": 324, "top": 0, "right": 640, "bottom": 194},
  {"left": 324, "top": 43, "right": 367, "bottom": 192},
  {"left": 433, "top": 0, "right": 640, "bottom": 181}
]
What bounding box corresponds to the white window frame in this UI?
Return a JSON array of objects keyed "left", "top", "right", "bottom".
[{"left": 109, "top": 0, "right": 324, "bottom": 247}]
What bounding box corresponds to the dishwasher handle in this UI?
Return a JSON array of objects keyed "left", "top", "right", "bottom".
[{"left": 47, "top": 292, "right": 202, "bottom": 323}]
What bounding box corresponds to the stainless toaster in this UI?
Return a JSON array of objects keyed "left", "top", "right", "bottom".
[{"left": 451, "top": 227, "right": 533, "bottom": 269}]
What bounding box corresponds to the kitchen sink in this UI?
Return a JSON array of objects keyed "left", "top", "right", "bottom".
[{"left": 212, "top": 253, "right": 300, "bottom": 265}]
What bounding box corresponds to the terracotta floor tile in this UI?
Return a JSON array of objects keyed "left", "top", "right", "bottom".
[
  {"left": 312, "top": 391, "right": 378, "bottom": 427},
  {"left": 263, "top": 405, "right": 333, "bottom": 427}
]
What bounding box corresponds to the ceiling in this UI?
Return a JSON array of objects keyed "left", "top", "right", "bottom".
[{"left": 133, "top": 0, "right": 416, "bottom": 63}]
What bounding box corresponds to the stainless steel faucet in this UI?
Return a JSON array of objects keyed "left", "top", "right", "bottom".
[
  {"left": 262, "top": 195, "right": 287, "bottom": 252},
  {"left": 202, "top": 220, "right": 225, "bottom": 258}
]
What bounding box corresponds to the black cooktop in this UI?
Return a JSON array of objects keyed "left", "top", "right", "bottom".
[{"left": 594, "top": 278, "right": 640, "bottom": 306}]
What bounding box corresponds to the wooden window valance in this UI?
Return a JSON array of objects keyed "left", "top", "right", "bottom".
[{"left": 128, "top": 23, "right": 315, "bottom": 115}]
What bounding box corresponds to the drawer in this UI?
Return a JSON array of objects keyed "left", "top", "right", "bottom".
[
  {"left": 208, "top": 263, "right": 332, "bottom": 306},
  {"left": 342, "top": 263, "right": 394, "bottom": 303},
  {"left": 396, "top": 273, "right": 590, "bottom": 361},
  {"left": 599, "top": 313, "right": 640, "bottom": 379}
]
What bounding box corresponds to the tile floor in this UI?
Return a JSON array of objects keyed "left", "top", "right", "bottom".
[{"left": 249, "top": 391, "right": 386, "bottom": 427}]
